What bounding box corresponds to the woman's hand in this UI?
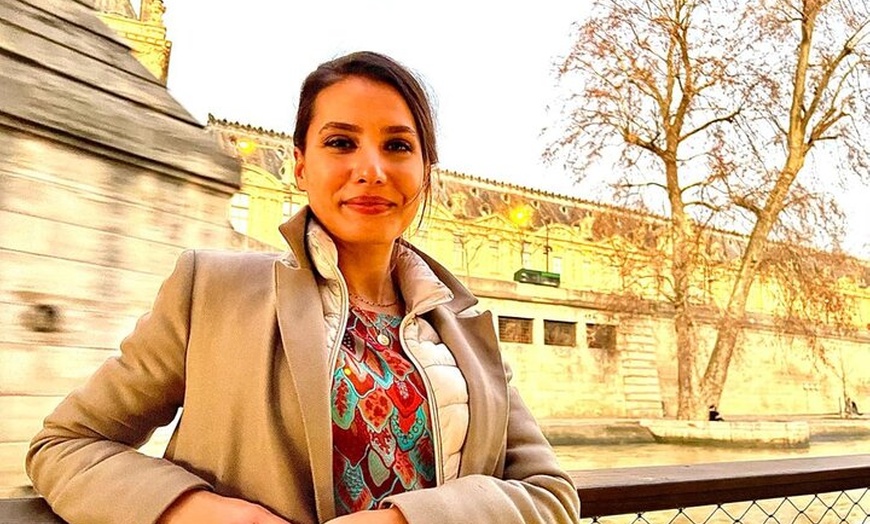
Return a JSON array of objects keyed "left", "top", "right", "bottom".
[
  {"left": 326, "top": 508, "right": 409, "bottom": 524},
  {"left": 157, "top": 490, "right": 292, "bottom": 524}
]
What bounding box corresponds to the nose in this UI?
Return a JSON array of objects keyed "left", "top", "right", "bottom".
[{"left": 353, "top": 147, "right": 386, "bottom": 184}]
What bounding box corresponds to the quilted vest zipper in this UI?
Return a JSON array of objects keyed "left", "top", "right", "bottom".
[
  {"left": 398, "top": 291, "right": 453, "bottom": 487},
  {"left": 397, "top": 316, "right": 443, "bottom": 486}
]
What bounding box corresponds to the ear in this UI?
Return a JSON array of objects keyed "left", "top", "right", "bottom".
[{"left": 293, "top": 147, "right": 307, "bottom": 191}]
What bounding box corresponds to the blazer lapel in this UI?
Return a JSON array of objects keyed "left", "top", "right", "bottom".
[
  {"left": 408, "top": 240, "right": 510, "bottom": 477},
  {"left": 431, "top": 309, "right": 509, "bottom": 477},
  {"left": 274, "top": 211, "right": 336, "bottom": 522}
]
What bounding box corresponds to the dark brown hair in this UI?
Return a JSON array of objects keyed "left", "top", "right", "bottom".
[{"left": 293, "top": 51, "right": 438, "bottom": 220}]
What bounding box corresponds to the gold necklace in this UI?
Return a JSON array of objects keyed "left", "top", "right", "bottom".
[
  {"left": 349, "top": 301, "right": 398, "bottom": 346},
  {"left": 348, "top": 292, "right": 398, "bottom": 309}
]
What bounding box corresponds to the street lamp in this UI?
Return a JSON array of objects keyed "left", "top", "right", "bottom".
[
  {"left": 508, "top": 203, "right": 534, "bottom": 229},
  {"left": 235, "top": 139, "right": 257, "bottom": 156},
  {"left": 226, "top": 135, "right": 305, "bottom": 237},
  {"left": 230, "top": 135, "right": 297, "bottom": 186},
  {"left": 508, "top": 203, "right": 560, "bottom": 288}
]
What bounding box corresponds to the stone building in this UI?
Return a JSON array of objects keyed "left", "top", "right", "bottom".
[
  {"left": 210, "top": 120, "right": 870, "bottom": 423},
  {"left": 0, "top": 0, "right": 272, "bottom": 495},
  {"left": 94, "top": 0, "right": 171, "bottom": 83},
  {"left": 86, "top": 0, "right": 870, "bottom": 427}
]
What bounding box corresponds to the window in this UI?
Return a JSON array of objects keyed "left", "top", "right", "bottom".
[
  {"left": 552, "top": 256, "right": 563, "bottom": 275},
  {"left": 489, "top": 240, "right": 500, "bottom": 272},
  {"left": 291, "top": 201, "right": 303, "bottom": 219},
  {"left": 545, "top": 320, "right": 575, "bottom": 347},
  {"left": 498, "top": 316, "right": 533, "bottom": 344},
  {"left": 522, "top": 242, "right": 531, "bottom": 267},
  {"left": 586, "top": 323, "right": 616, "bottom": 350},
  {"left": 453, "top": 235, "right": 464, "bottom": 267},
  {"left": 229, "top": 193, "right": 250, "bottom": 235},
  {"left": 283, "top": 200, "right": 303, "bottom": 221}
]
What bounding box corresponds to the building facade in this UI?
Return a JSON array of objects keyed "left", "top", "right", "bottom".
[
  {"left": 207, "top": 121, "right": 870, "bottom": 422},
  {"left": 42, "top": 0, "right": 870, "bottom": 425},
  {"left": 95, "top": 0, "right": 171, "bottom": 83}
]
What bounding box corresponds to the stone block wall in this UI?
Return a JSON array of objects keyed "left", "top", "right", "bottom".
[
  {"left": 476, "top": 296, "right": 644, "bottom": 419},
  {"left": 651, "top": 318, "right": 869, "bottom": 418},
  {"left": 0, "top": 128, "right": 272, "bottom": 495}
]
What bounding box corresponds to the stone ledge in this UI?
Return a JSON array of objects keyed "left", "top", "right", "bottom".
[
  {"left": 640, "top": 420, "right": 810, "bottom": 448},
  {"left": 808, "top": 417, "right": 870, "bottom": 441},
  {"left": 540, "top": 419, "right": 656, "bottom": 445}
]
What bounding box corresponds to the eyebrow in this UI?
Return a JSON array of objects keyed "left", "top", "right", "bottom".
[
  {"left": 318, "top": 122, "right": 417, "bottom": 135},
  {"left": 383, "top": 125, "right": 417, "bottom": 136}
]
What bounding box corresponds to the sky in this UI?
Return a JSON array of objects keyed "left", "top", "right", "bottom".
[
  {"left": 162, "top": 2, "right": 586, "bottom": 193},
  {"left": 161, "top": 2, "right": 868, "bottom": 258}
]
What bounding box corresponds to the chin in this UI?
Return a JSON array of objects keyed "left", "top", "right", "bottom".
[{"left": 334, "top": 228, "right": 403, "bottom": 247}]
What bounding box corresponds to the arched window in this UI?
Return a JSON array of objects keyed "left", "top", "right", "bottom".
[{"left": 229, "top": 193, "right": 250, "bottom": 234}]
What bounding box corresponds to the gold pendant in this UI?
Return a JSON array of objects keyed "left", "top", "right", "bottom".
[{"left": 377, "top": 333, "right": 390, "bottom": 345}]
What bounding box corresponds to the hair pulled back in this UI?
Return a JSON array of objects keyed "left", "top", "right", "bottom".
[{"left": 293, "top": 51, "right": 438, "bottom": 169}]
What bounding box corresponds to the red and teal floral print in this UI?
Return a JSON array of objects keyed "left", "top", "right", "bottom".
[{"left": 331, "top": 306, "right": 436, "bottom": 516}]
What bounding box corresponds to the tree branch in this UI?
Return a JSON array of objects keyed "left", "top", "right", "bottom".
[{"left": 680, "top": 106, "right": 743, "bottom": 142}]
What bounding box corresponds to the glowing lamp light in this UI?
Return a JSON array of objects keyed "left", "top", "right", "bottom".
[
  {"left": 236, "top": 139, "right": 256, "bottom": 155},
  {"left": 509, "top": 204, "right": 534, "bottom": 228}
]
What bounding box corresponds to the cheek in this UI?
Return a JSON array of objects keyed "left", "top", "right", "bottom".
[
  {"left": 401, "top": 169, "right": 426, "bottom": 201},
  {"left": 303, "top": 168, "right": 344, "bottom": 201}
]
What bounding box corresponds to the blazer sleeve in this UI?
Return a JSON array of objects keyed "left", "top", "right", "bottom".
[
  {"left": 382, "top": 370, "right": 581, "bottom": 524},
  {"left": 26, "top": 250, "right": 211, "bottom": 524}
]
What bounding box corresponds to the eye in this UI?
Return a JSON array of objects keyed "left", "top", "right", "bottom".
[
  {"left": 384, "top": 139, "right": 413, "bottom": 153},
  {"left": 324, "top": 136, "right": 356, "bottom": 150}
]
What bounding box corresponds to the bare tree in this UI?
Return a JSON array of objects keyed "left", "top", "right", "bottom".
[{"left": 548, "top": 0, "right": 870, "bottom": 419}]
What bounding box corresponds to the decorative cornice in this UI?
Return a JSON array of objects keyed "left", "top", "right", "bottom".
[
  {"left": 92, "top": 0, "right": 136, "bottom": 18},
  {"left": 207, "top": 114, "right": 294, "bottom": 141},
  {"left": 433, "top": 167, "right": 650, "bottom": 218},
  {"left": 201, "top": 120, "right": 867, "bottom": 269}
]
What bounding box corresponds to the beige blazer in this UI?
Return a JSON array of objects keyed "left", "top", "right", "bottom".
[{"left": 27, "top": 210, "right": 580, "bottom": 524}]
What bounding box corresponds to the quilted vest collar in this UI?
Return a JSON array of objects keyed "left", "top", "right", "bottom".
[{"left": 278, "top": 207, "right": 478, "bottom": 314}]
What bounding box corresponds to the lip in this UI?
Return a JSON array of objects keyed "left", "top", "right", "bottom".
[{"left": 342, "top": 196, "right": 395, "bottom": 214}]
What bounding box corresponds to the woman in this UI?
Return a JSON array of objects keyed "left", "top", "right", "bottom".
[{"left": 27, "top": 51, "right": 580, "bottom": 524}]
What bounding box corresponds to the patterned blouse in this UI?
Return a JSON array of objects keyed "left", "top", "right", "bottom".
[{"left": 331, "top": 305, "right": 437, "bottom": 516}]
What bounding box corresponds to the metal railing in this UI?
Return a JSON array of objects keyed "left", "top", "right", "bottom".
[
  {"left": 571, "top": 454, "right": 870, "bottom": 523},
  {"left": 3, "top": 455, "right": 870, "bottom": 523},
  {"left": 581, "top": 490, "right": 870, "bottom": 523}
]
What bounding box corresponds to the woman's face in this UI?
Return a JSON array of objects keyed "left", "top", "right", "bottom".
[{"left": 294, "top": 76, "right": 426, "bottom": 250}]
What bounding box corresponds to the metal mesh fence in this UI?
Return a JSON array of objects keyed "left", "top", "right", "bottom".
[{"left": 584, "top": 488, "right": 870, "bottom": 524}]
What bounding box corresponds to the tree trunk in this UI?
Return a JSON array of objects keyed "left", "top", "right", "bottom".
[
  {"left": 699, "top": 7, "right": 818, "bottom": 409},
  {"left": 664, "top": 151, "right": 703, "bottom": 420},
  {"left": 674, "top": 296, "right": 701, "bottom": 419}
]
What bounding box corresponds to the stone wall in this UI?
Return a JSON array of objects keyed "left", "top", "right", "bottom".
[
  {"left": 473, "top": 284, "right": 870, "bottom": 422},
  {"left": 0, "top": 0, "right": 274, "bottom": 495},
  {"left": 0, "top": 126, "right": 273, "bottom": 496}
]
